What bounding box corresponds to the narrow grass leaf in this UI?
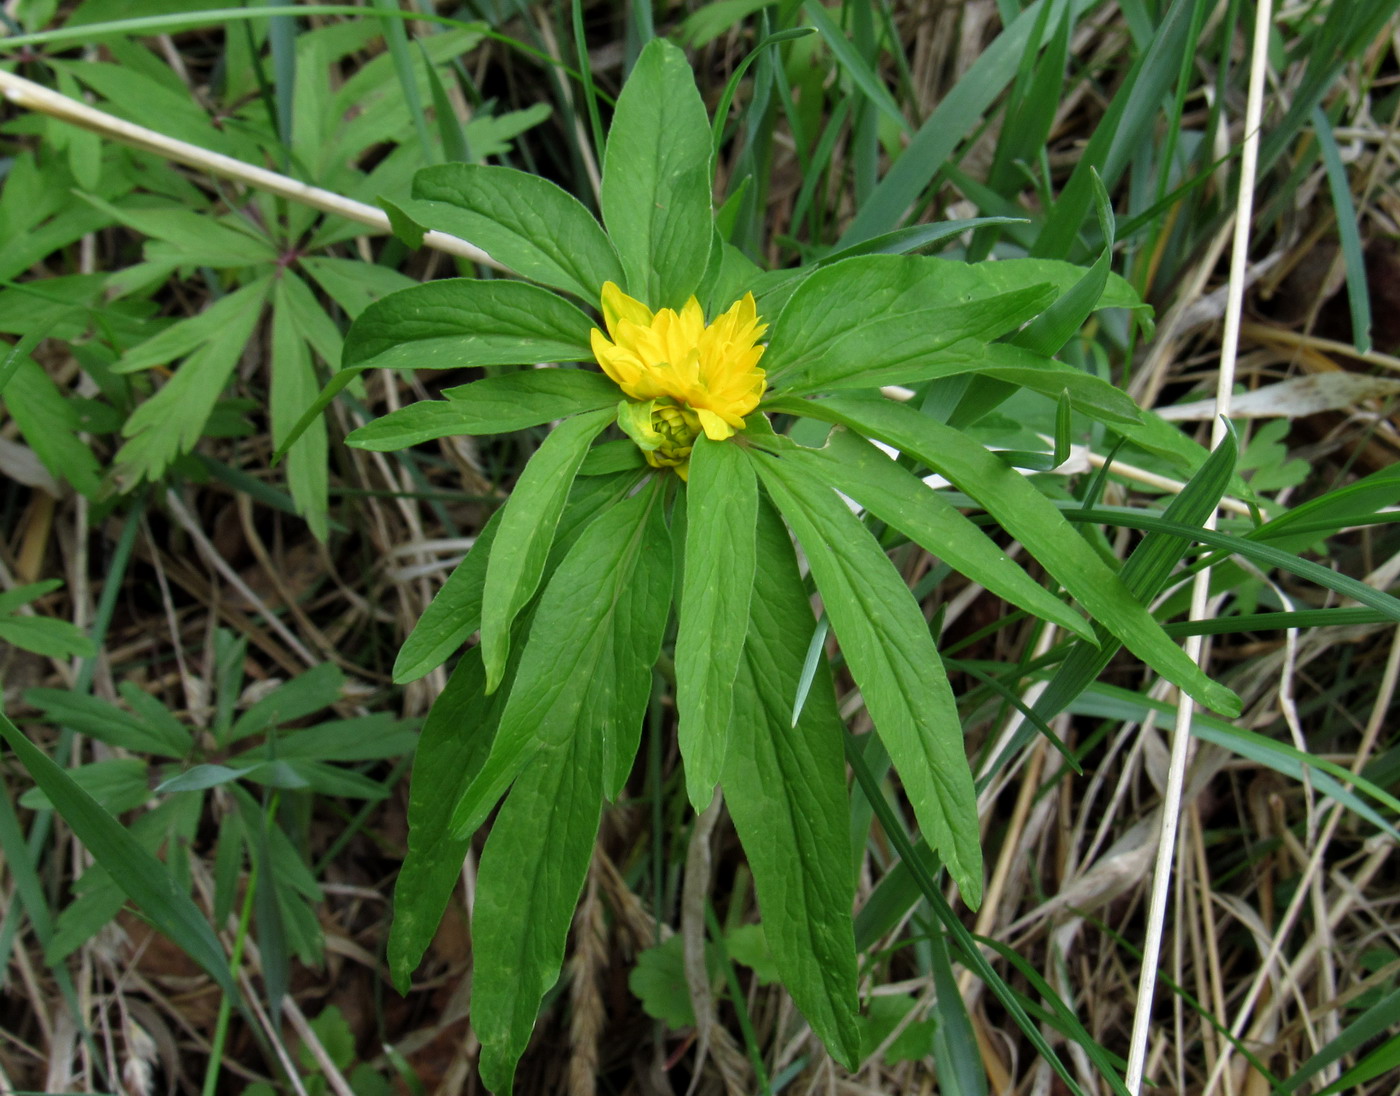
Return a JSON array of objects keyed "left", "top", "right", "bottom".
[
  {"left": 454, "top": 482, "right": 671, "bottom": 838},
  {"left": 752, "top": 448, "right": 984, "bottom": 905},
  {"left": 844, "top": 735, "right": 1092, "bottom": 1096},
  {"left": 347, "top": 370, "right": 620, "bottom": 451},
  {"left": 1273, "top": 986, "right": 1400, "bottom": 1096},
  {"left": 1073, "top": 685, "right": 1400, "bottom": 840},
  {"left": 479, "top": 407, "right": 615, "bottom": 690},
  {"left": 928, "top": 930, "right": 988, "bottom": 1095},
  {"left": 800, "top": 0, "right": 909, "bottom": 135},
  {"left": 1028, "top": 428, "right": 1237, "bottom": 730},
  {"left": 370, "top": 0, "right": 435, "bottom": 161},
  {"left": 676, "top": 436, "right": 757, "bottom": 808},
  {"left": 0, "top": 712, "right": 239, "bottom": 1001},
  {"left": 720, "top": 497, "right": 860, "bottom": 1067},
  {"left": 408, "top": 165, "right": 624, "bottom": 300},
  {"left": 601, "top": 38, "right": 713, "bottom": 308},
  {"left": 1032, "top": 0, "right": 1194, "bottom": 259},
  {"left": 838, "top": 0, "right": 1098, "bottom": 247},
  {"left": 1310, "top": 105, "right": 1371, "bottom": 352},
  {"left": 792, "top": 396, "right": 1241, "bottom": 716}
]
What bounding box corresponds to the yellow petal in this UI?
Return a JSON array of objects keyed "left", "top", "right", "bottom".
[
  {"left": 601, "top": 281, "right": 653, "bottom": 340},
  {"left": 696, "top": 408, "right": 736, "bottom": 440}
]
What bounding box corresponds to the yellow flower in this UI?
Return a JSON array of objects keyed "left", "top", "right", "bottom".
[{"left": 591, "top": 282, "right": 767, "bottom": 476}]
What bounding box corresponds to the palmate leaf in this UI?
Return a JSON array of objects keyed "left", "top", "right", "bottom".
[
  {"left": 750, "top": 446, "right": 984, "bottom": 905},
  {"left": 600, "top": 38, "right": 713, "bottom": 309},
  {"left": 676, "top": 436, "right": 757, "bottom": 808},
  {"left": 452, "top": 480, "right": 672, "bottom": 841},
  {"left": 721, "top": 497, "right": 860, "bottom": 1067},
  {"left": 115, "top": 277, "right": 271, "bottom": 487},
  {"left": 407, "top": 164, "right": 625, "bottom": 301},
  {"left": 3, "top": 357, "right": 103, "bottom": 499},
  {"left": 792, "top": 395, "right": 1241, "bottom": 718}
]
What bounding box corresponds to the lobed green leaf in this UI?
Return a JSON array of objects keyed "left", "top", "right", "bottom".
[
  {"left": 478, "top": 407, "right": 616, "bottom": 690},
  {"left": 790, "top": 395, "right": 1241, "bottom": 717},
  {"left": 720, "top": 496, "right": 861, "bottom": 1067},
  {"left": 600, "top": 38, "right": 713, "bottom": 309},
  {"left": 347, "top": 370, "right": 620, "bottom": 451},
  {"left": 454, "top": 481, "right": 672, "bottom": 839},
  {"left": 408, "top": 164, "right": 625, "bottom": 301},
  {"left": 751, "top": 447, "right": 984, "bottom": 905},
  {"left": 676, "top": 436, "right": 758, "bottom": 808}
]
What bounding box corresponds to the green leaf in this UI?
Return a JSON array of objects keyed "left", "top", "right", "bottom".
[
  {"left": 343, "top": 278, "right": 596, "bottom": 372},
  {"left": 0, "top": 615, "right": 95, "bottom": 659},
  {"left": 277, "top": 278, "right": 601, "bottom": 463},
  {"left": 408, "top": 164, "right": 625, "bottom": 300},
  {"left": 395, "top": 470, "right": 647, "bottom": 685},
  {"left": 600, "top": 38, "right": 714, "bottom": 309},
  {"left": 19, "top": 758, "right": 151, "bottom": 814},
  {"left": 229, "top": 662, "right": 344, "bottom": 742},
  {"left": 0, "top": 579, "right": 61, "bottom": 615},
  {"left": 1030, "top": 429, "right": 1238, "bottom": 729},
  {"left": 77, "top": 192, "right": 277, "bottom": 268},
  {"left": 115, "top": 278, "right": 271, "bottom": 487},
  {"left": 389, "top": 649, "right": 509, "bottom": 990},
  {"left": 347, "top": 370, "right": 621, "bottom": 451},
  {"left": 977, "top": 343, "right": 1142, "bottom": 424},
  {"left": 271, "top": 274, "right": 330, "bottom": 541},
  {"left": 788, "top": 427, "right": 1095, "bottom": 643},
  {"left": 3, "top": 357, "right": 103, "bottom": 499},
  {"left": 676, "top": 436, "right": 757, "bottom": 808},
  {"left": 751, "top": 448, "right": 984, "bottom": 905},
  {"left": 789, "top": 395, "right": 1241, "bottom": 717},
  {"left": 451, "top": 482, "right": 672, "bottom": 840},
  {"left": 472, "top": 702, "right": 604, "bottom": 1094},
  {"left": 479, "top": 407, "right": 616, "bottom": 689},
  {"left": 0, "top": 712, "right": 240, "bottom": 1002},
  {"left": 393, "top": 508, "right": 503, "bottom": 684},
  {"left": 629, "top": 934, "right": 701, "bottom": 1027},
  {"left": 25, "top": 689, "right": 191, "bottom": 757},
  {"left": 760, "top": 255, "right": 1057, "bottom": 394},
  {"left": 721, "top": 496, "right": 860, "bottom": 1067}
]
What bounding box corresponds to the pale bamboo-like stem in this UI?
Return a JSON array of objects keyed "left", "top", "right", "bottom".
[
  {"left": 1123, "top": 0, "right": 1273, "bottom": 1089},
  {"left": 0, "top": 69, "right": 505, "bottom": 270}
]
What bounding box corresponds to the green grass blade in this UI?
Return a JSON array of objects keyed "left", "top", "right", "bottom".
[
  {"left": 0, "top": 712, "right": 240, "bottom": 1002},
  {"left": 1311, "top": 104, "right": 1371, "bottom": 352}
]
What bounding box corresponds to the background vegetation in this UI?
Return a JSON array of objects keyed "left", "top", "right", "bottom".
[{"left": 1, "top": 0, "right": 1399, "bottom": 1093}]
